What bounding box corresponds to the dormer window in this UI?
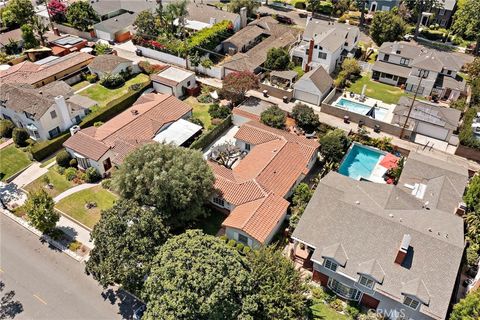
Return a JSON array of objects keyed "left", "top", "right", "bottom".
[
  {"left": 359, "top": 275, "right": 375, "bottom": 289},
  {"left": 403, "top": 296, "right": 420, "bottom": 310},
  {"left": 324, "top": 259, "right": 338, "bottom": 272}
]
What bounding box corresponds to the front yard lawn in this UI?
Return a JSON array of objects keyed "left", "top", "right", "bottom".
[
  {"left": 79, "top": 74, "right": 150, "bottom": 107},
  {"left": 310, "top": 302, "right": 349, "bottom": 320},
  {"left": 55, "top": 186, "right": 118, "bottom": 229},
  {"left": 24, "top": 166, "right": 74, "bottom": 198},
  {"left": 0, "top": 145, "right": 32, "bottom": 181},
  {"left": 347, "top": 73, "right": 406, "bottom": 104},
  {"left": 185, "top": 96, "right": 213, "bottom": 130}
]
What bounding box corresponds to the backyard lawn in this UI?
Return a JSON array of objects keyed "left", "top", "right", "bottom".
[
  {"left": 71, "top": 80, "right": 90, "bottom": 92},
  {"left": 24, "top": 166, "right": 74, "bottom": 198},
  {"left": 347, "top": 73, "right": 406, "bottom": 104},
  {"left": 311, "top": 302, "right": 348, "bottom": 320},
  {"left": 55, "top": 186, "right": 118, "bottom": 229},
  {"left": 185, "top": 96, "right": 213, "bottom": 130},
  {"left": 79, "top": 74, "right": 150, "bottom": 107},
  {"left": 0, "top": 145, "right": 32, "bottom": 181}
]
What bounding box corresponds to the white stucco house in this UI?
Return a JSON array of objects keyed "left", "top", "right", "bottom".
[
  {"left": 293, "top": 66, "right": 333, "bottom": 106},
  {"left": 151, "top": 66, "right": 197, "bottom": 98}
]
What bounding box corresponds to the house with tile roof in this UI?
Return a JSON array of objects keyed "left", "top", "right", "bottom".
[
  {"left": 372, "top": 41, "right": 466, "bottom": 101},
  {"left": 209, "top": 121, "right": 319, "bottom": 248},
  {"left": 0, "top": 81, "right": 96, "bottom": 140},
  {"left": 63, "top": 93, "right": 196, "bottom": 176},
  {"left": 291, "top": 151, "right": 468, "bottom": 320},
  {"left": 0, "top": 52, "right": 94, "bottom": 87}
]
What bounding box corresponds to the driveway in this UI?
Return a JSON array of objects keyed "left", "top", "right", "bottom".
[{"left": 257, "top": 5, "right": 308, "bottom": 26}]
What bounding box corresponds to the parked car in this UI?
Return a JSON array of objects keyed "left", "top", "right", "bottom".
[{"left": 275, "top": 15, "right": 293, "bottom": 24}]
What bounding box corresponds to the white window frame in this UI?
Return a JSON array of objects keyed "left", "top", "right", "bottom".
[
  {"left": 358, "top": 275, "right": 375, "bottom": 289},
  {"left": 403, "top": 296, "right": 420, "bottom": 310},
  {"left": 400, "top": 58, "right": 410, "bottom": 65},
  {"left": 324, "top": 259, "right": 338, "bottom": 272},
  {"left": 245, "top": 143, "right": 251, "bottom": 151},
  {"left": 238, "top": 233, "right": 248, "bottom": 245},
  {"left": 328, "top": 278, "right": 361, "bottom": 301},
  {"left": 318, "top": 52, "right": 327, "bottom": 60},
  {"left": 213, "top": 196, "right": 225, "bottom": 207}
]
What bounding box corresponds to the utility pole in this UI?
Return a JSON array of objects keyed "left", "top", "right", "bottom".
[{"left": 400, "top": 70, "right": 426, "bottom": 139}]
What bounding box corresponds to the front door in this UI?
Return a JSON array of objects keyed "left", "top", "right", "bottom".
[{"left": 103, "top": 158, "right": 112, "bottom": 172}]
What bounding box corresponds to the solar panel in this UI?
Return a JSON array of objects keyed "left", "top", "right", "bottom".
[{"left": 55, "top": 36, "right": 83, "bottom": 46}]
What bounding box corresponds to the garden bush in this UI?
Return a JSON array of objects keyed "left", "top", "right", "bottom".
[
  {"left": 220, "top": 235, "right": 228, "bottom": 242},
  {"left": 188, "top": 20, "right": 234, "bottom": 55},
  {"left": 420, "top": 28, "right": 446, "bottom": 41},
  {"left": 101, "top": 178, "right": 112, "bottom": 190},
  {"left": 30, "top": 132, "right": 70, "bottom": 161},
  {"left": 100, "top": 73, "right": 125, "bottom": 89},
  {"left": 85, "top": 167, "right": 101, "bottom": 183},
  {"left": 329, "top": 298, "right": 344, "bottom": 311},
  {"left": 242, "top": 246, "right": 251, "bottom": 255},
  {"left": 236, "top": 243, "right": 244, "bottom": 251},
  {"left": 208, "top": 104, "right": 231, "bottom": 119},
  {"left": 68, "top": 240, "right": 82, "bottom": 251},
  {"left": 190, "top": 115, "right": 232, "bottom": 150},
  {"left": 291, "top": 0, "right": 306, "bottom": 9},
  {"left": 86, "top": 73, "right": 97, "bottom": 83},
  {"left": 227, "top": 239, "right": 237, "bottom": 247},
  {"left": 459, "top": 107, "right": 480, "bottom": 150},
  {"left": 64, "top": 167, "right": 77, "bottom": 181},
  {"left": 345, "top": 303, "right": 361, "bottom": 319},
  {"left": 56, "top": 149, "right": 71, "bottom": 168},
  {"left": 0, "top": 119, "right": 15, "bottom": 138},
  {"left": 69, "top": 158, "right": 78, "bottom": 168},
  {"left": 12, "top": 128, "right": 29, "bottom": 147},
  {"left": 56, "top": 166, "right": 66, "bottom": 175},
  {"left": 188, "top": 117, "right": 204, "bottom": 128}
]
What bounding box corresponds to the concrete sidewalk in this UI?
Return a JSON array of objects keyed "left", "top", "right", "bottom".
[{"left": 56, "top": 215, "right": 94, "bottom": 249}]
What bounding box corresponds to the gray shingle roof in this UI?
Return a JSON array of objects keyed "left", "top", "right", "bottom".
[
  {"left": 94, "top": 12, "right": 138, "bottom": 34},
  {"left": 89, "top": 54, "right": 132, "bottom": 73},
  {"left": 372, "top": 60, "right": 411, "bottom": 78},
  {"left": 292, "top": 152, "right": 467, "bottom": 320},
  {"left": 301, "top": 66, "right": 333, "bottom": 93},
  {"left": 186, "top": 3, "right": 239, "bottom": 25},
  {"left": 303, "top": 19, "right": 359, "bottom": 53}
]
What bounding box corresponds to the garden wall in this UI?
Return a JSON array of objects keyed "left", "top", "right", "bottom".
[
  {"left": 258, "top": 83, "right": 293, "bottom": 100},
  {"left": 54, "top": 23, "right": 95, "bottom": 40},
  {"left": 190, "top": 115, "right": 232, "bottom": 151},
  {"left": 136, "top": 46, "right": 188, "bottom": 68},
  {"left": 193, "top": 64, "right": 224, "bottom": 79},
  {"left": 455, "top": 145, "right": 480, "bottom": 162}
]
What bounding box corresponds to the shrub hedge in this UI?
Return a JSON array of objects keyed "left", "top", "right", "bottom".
[
  {"left": 189, "top": 115, "right": 232, "bottom": 150},
  {"left": 459, "top": 107, "right": 480, "bottom": 150}
]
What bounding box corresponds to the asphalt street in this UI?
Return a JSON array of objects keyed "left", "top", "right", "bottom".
[{"left": 0, "top": 214, "right": 140, "bottom": 320}]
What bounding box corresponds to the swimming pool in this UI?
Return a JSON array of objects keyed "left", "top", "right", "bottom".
[
  {"left": 338, "top": 143, "right": 385, "bottom": 180},
  {"left": 336, "top": 98, "right": 388, "bottom": 121}
]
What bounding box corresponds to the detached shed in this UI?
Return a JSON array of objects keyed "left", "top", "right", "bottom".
[
  {"left": 93, "top": 12, "right": 137, "bottom": 43},
  {"left": 293, "top": 66, "right": 333, "bottom": 106},
  {"left": 151, "top": 66, "right": 197, "bottom": 98}
]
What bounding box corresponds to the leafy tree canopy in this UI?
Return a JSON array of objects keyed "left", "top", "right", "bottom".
[
  {"left": 464, "top": 174, "right": 480, "bottom": 211},
  {"left": 142, "top": 230, "right": 255, "bottom": 320},
  {"left": 370, "top": 11, "right": 406, "bottom": 45},
  {"left": 221, "top": 71, "right": 259, "bottom": 105},
  {"left": 465, "top": 57, "right": 480, "bottom": 81},
  {"left": 208, "top": 103, "right": 231, "bottom": 119},
  {"left": 1, "top": 0, "right": 34, "bottom": 27},
  {"left": 452, "top": 0, "right": 480, "bottom": 53},
  {"left": 134, "top": 10, "right": 161, "bottom": 38},
  {"left": 113, "top": 143, "right": 215, "bottom": 229},
  {"left": 229, "top": 0, "right": 260, "bottom": 17},
  {"left": 66, "top": 1, "right": 99, "bottom": 31},
  {"left": 292, "top": 104, "right": 320, "bottom": 133},
  {"left": 260, "top": 105, "right": 286, "bottom": 129},
  {"left": 86, "top": 199, "right": 170, "bottom": 294},
  {"left": 264, "top": 48, "right": 291, "bottom": 71},
  {"left": 47, "top": 0, "right": 67, "bottom": 23},
  {"left": 25, "top": 189, "right": 58, "bottom": 233},
  {"left": 449, "top": 288, "right": 480, "bottom": 320},
  {"left": 21, "top": 24, "right": 39, "bottom": 49},
  {"left": 319, "top": 129, "right": 350, "bottom": 163}
]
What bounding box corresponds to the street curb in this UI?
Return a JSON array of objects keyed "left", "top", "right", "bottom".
[{"left": 1, "top": 209, "right": 86, "bottom": 262}]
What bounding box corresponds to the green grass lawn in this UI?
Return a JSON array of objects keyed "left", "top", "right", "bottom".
[
  {"left": 347, "top": 73, "right": 406, "bottom": 104},
  {"left": 0, "top": 145, "right": 32, "bottom": 181},
  {"left": 79, "top": 74, "right": 150, "bottom": 107},
  {"left": 24, "top": 166, "right": 74, "bottom": 198},
  {"left": 71, "top": 81, "right": 90, "bottom": 92},
  {"left": 185, "top": 96, "right": 213, "bottom": 130},
  {"left": 292, "top": 65, "right": 305, "bottom": 78},
  {"left": 55, "top": 186, "right": 118, "bottom": 229},
  {"left": 311, "top": 302, "right": 348, "bottom": 320}
]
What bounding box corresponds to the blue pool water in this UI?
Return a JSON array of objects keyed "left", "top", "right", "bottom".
[
  {"left": 338, "top": 144, "right": 384, "bottom": 180},
  {"left": 336, "top": 98, "right": 388, "bottom": 121}
]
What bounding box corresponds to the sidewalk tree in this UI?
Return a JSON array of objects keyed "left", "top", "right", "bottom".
[
  {"left": 449, "top": 289, "right": 480, "bottom": 320},
  {"left": 291, "top": 104, "right": 320, "bottom": 133},
  {"left": 142, "top": 230, "right": 255, "bottom": 320},
  {"left": 47, "top": 0, "right": 67, "bottom": 23},
  {"left": 86, "top": 200, "right": 170, "bottom": 294},
  {"left": 25, "top": 190, "right": 58, "bottom": 233},
  {"left": 452, "top": 0, "right": 480, "bottom": 56},
  {"left": 21, "top": 24, "right": 39, "bottom": 50},
  {"left": 319, "top": 129, "right": 350, "bottom": 163},
  {"left": 370, "top": 10, "right": 406, "bottom": 45},
  {"left": 113, "top": 143, "right": 215, "bottom": 229},
  {"left": 65, "top": 1, "right": 99, "bottom": 32},
  {"left": 261, "top": 105, "right": 287, "bottom": 129},
  {"left": 248, "top": 246, "right": 308, "bottom": 320},
  {"left": 221, "top": 71, "right": 259, "bottom": 105}
]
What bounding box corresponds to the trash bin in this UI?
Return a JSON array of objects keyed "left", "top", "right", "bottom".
[
  {"left": 343, "top": 115, "right": 350, "bottom": 124},
  {"left": 135, "top": 49, "right": 143, "bottom": 56},
  {"left": 283, "top": 96, "right": 289, "bottom": 103},
  {"left": 358, "top": 120, "right": 364, "bottom": 128},
  {"left": 263, "top": 90, "right": 268, "bottom": 97},
  {"left": 374, "top": 125, "right": 381, "bottom": 133}
]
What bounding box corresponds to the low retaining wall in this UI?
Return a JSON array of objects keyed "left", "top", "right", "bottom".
[
  {"left": 193, "top": 64, "right": 224, "bottom": 79},
  {"left": 320, "top": 103, "right": 413, "bottom": 138},
  {"left": 54, "top": 23, "right": 95, "bottom": 40},
  {"left": 455, "top": 145, "right": 480, "bottom": 162},
  {"left": 258, "top": 84, "right": 294, "bottom": 100}
]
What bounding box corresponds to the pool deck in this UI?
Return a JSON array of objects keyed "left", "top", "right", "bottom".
[
  {"left": 333, "top": 93, "right": 396, "bottom": 123},
  {"left": 340, "top": 143, "right": 388, "bottom": 184}
]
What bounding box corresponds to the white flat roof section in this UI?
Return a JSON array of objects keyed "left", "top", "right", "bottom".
[
  {"left": 153, "top": 119, "right": 202, "bottom": 146},
  {"left": 158, "top": 66, "right": 194, "bottom": 83}
]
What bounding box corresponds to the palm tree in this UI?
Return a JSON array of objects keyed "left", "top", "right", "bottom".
[{"left": 32, "top": 16, "right": 49, "bottom": 47}]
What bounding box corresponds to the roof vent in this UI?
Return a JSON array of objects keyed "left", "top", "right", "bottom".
[
  {"left": 389, "top": 214, "right": 394, "bottom": 218},
  {"left": 38, "top": 91, "right": 42, "bottom": 94},
  {"left": 131, "top": 109, "right": 139, "bottom": 116},
  {"left": 355, "top": 200, "right": 360, "bottom": 205},
  {"left": 395, "top": 234, "right": 411, "bottom": 265}
]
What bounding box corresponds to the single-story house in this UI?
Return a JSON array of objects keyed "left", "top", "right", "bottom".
[
  {"left": 209, "top": 121, "right": 319, "bottom": 247},
  {"left": 63, "top": 93, "right": 195, "bottom": 176},
  {"left": 185, "top": 3, "right": 243, "bottom": 32},
  {"left": 151, "top": 66, "right": 197, "bottom": 98},
  {"left": 232, "top": 97, "right": 276, "bottom": 126},
  {"left": 93, "top": 12, "right": 138, "bottom": 43},
  {"left": 88, "top": 54, "right": 134, "bottom": 78},
  {"left": 49, "top": 35, "right": 88, "bottom": 56},
  {"left": 292, "top": 151, "right": 468, "bottom": 320},
  {"left": 0, "top": 51, "right": 94, "bottom": 87},
  {"left": 293, "top": 66, "right": 333, "bottom": 106},
  {"left": 391, "top": 96, "right": 461, "bottom": 142},
  {"left": 0, "top": 28, "right": 23, "bottom": 52}
]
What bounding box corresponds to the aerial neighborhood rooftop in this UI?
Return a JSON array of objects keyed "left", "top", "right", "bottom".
[{"left": 0, "top": 0, "right": 479, "bottom": 319}]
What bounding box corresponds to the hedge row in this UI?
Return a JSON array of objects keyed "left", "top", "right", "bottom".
[
  {"left": 190, "top": 115, "right": 232, "bottom": 150},
  {"left": 459, "top": 107, "right": 480, "bottom": 150},
  {"left": 30, "top": 80, "right": 151, "bottom": 161},
  {"left": 188, "top": 20, "right": 233, "bottom": 55}
]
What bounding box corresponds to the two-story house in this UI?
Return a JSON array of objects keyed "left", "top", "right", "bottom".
[
  {"left": 208, "top": 121, "right": 319, "bottom": 248},
  {"left": 0, "top": 81, "right": 96, "bottom": 140},
  {"left": 372, "top": 41, "right": 466, "bottom": 101},
  {"left": 291, "top": 18, "right": 359, "bottom": 74},
  {"left": 366, "top": 0, "right": 400, "bottom": 12},
  {"left": 292, "top": 152, "right": 468, "bottom": 320}
]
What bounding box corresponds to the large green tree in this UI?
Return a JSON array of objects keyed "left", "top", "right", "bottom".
[
  {"left": 65, "top": 1, "right": 99, "bottom": 31},
  {"left": 141, "top": 230, "right": 255, "bottom": 320},
  {"left": 291, "top": 104, "right": 320, "bottom": 133},
  {"left": 248, "top": 247, "right": 308, "bottom": 320},
  {"left": 319, "top": 129, "right": 350, "bottom": 163},
  {"left": 452, "top": 0, "right": 480, "bottom": 55},
  {"left": 289, "top": 183, "right": 313, "bottom": 230},
  {"left": 464, "top": 175, "right": 480, "bottom": 212},
  {"left": 113, "top": 143, "right": 215, "bottom": 229},
  {"left": 25, "top": 190, "right": 58, "bottom": 233},
  {"left": 260, "top": 105, "right": 286, "bottom": 129},
  {"left": 449, "top": 289, "right": 480, "bottom": 320},
  {"left": 264, "top": 48, "right": 291, "bottom": 71},
  {"left": 85, "top": 200, "right": 170, "bottom": 294},
  {"left": 21, "top": 24, "right": 39, "bottom": 49},
  {"left": 0, "top": 0, "right": 34, "bottom": 27},
  {"left": 228, "top": 0, "right": 259, "bottom": 17},
  {"left": 134, "top": 10, "right": 160, "bottom": 38},
  {"left": 370, "top": 11, "right": 406, "bottom": 45}
]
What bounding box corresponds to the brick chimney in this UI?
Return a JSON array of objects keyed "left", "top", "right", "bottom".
[
  {"left": 305, "top": 39, "right": 315, "bottom": 72},
  {"left": 394, "top": 234, "right": 411, "bottom": 265}
]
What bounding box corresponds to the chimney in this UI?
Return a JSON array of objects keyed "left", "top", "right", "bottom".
[
  {"left": 394, "top": 234, "right": 411, "bottom": 265},
  {"left": 55, "top": 96, "right": 74, "bottom": 131},
  {"left": 53, "top": 27, "right": 60, "bottom": 36},
  {"left": 240, "top": 7, "right": 247, "bottom": 28},
  {"left": 70, "top": 125, "right": 81, "bottom": 136},
  {"left": 305, "top": 39, "right": 315, "bottom": 72}
]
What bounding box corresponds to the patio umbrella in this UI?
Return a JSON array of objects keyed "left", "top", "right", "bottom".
[
  {"left": 379, "top": 153, "right": 399, "bottom": 170},
  {"left": 366, "top": 106, "right": 376, "bottom": 118}
]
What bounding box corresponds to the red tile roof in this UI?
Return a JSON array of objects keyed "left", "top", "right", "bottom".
[{"left": 64, "top": 93, "right": 192, "bottom": 162}]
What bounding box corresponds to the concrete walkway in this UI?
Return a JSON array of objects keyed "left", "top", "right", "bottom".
[
  {"left": 53, "top": 183, "right": 98, "bottom": 203},
  {"left": 0, "top": 138, "right": 13, "bottom": 150},
  {"left": 56, "top": 215, "right": 94, "bottom": 249},
  {"left": 11, "top": 160, "right": 55, "bottom": 188}
]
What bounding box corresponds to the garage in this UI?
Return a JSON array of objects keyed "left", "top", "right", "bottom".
[
  {"left": 294, "top": 89, "right": 320, "bottom": 106},
  {"left": 416, "top": 122, "right": 449, "bottom": 141}
]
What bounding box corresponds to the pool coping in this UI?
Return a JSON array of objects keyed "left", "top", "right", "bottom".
[
  {"left": 338, "top": 142, "right": 388, "bottom": 183},
  {"left": 333, "top": 95, "right": 395, "bottom": 123}
]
